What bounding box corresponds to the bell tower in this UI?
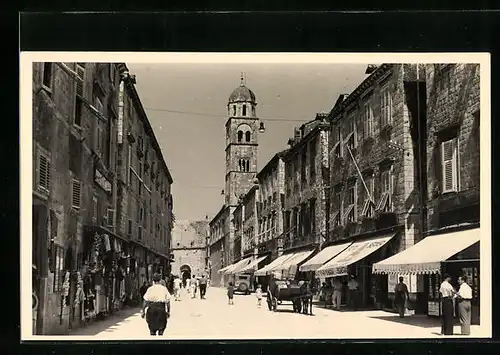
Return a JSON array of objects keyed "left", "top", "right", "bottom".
[{"left": 224, "top": 74, "right": 260, "bottom": 206}]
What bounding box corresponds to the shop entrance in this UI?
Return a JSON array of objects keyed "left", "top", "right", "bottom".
[{"left": 180, "top": 264, "right": 191, "bottom": 282}]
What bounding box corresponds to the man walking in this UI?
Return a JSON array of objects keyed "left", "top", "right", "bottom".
[
  {"left": 199, "top": 275, "right": 208, "bottom": 299},
  {"left": 347, "top": 275, "right": 359, "bottom": 310},
  {"left": 456, "top": 275, "right": 473, "bottom": 335},
  {"left": 439, "top": 273, "right": 456, "bottom": 335},
  {"left": 173, "top": 276, "right": 182, "bottom": 301},
  {"left": 394, "top": 277, "right": 410, "bottom": 318}
]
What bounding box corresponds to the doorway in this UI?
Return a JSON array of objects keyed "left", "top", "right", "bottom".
[{"left": 180, "top": 264, "right": 192, "bottom": 283}]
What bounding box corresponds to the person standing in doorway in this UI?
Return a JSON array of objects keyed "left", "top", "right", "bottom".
[
  {"left": 347, "top": 275, "right": 359, "bottom": 310},
  {"left": 394, "top": 277, "right": 410, "bottom": 318},
  {"left": 332, "top": 278, "right": 343, "bottom": 311},
  {"left": 141, "top": 273, "right": 171, "bottom": 336},
  {"left": 439, "top": 273, "right": 456, "bottom": 335},
  {"left": 199, "top": 275, "right": 208, "bottom": 299},
  {"left": 227, "top": 282, "right": 235, "bottom": 305},
  {"left": 456, "top": 275, "right": 473, "bottom": 335}
]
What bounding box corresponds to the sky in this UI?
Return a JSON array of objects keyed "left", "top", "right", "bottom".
[{"left": 127, "top": 62, "right": 368, "bottom": 222}]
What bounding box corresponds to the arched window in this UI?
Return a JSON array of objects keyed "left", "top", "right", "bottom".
[
  {"left": 233, "top": 105, "right": 236, "bottom": 116},
  {"left": 246, "top": 160, "right": 250, "bottom": 172},
  {"left": 237, "top": 131, "right": 243, "bottom": 142},
  {"left": 242, "top": 104, "right": 247, "bottom": 116},
  {"left": 245, "top": 131, "right": 251, "bottom": 142},
  {"left": 252, "top": 106, "right": 255, "bottom": 116}
]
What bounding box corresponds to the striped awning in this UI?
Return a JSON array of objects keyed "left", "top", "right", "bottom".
[
  {"left": 254, "top": 253, "right": 296, "bottom": 276},
  {"left": 237, "top": 255, "right": 269, "bottom": 274},
  {"left": 316, "top": 233, "right": 396, "bottom": 278},
  {"left": 299, "top": 242, "right": 353, "bottom": 272},
  {"left": 227, "top": 256, "right": 254, "bottom": 275},
  {"left": 222, "top": 257, "right": 253, "bottom": 275},
  {"left": 275, "top": 249, "right": 315, "bottom": 277},
  {"left": 372, "top": 228, "right": 480, "bottom": 275}
]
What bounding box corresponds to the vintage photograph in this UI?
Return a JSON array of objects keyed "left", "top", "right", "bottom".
[{"left": 21, "top": 53, "right": 491, "bottom": 340}]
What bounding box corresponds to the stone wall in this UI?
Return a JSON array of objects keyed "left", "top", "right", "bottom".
[{"left": 425, "top": 64, "right": 480, "bottom": 231}]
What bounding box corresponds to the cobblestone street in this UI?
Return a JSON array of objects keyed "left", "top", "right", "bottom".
[{"left": 70, "top": 287, "right": 481, "bottom": 339}]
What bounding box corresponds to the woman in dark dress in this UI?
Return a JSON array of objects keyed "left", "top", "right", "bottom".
[{"left": 141, "top": 273, "right": 171, "bottom": 336}]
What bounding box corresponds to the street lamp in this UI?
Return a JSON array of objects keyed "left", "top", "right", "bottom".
[{"left": 258, "top": 121, "right": 266, "bottom": 133}]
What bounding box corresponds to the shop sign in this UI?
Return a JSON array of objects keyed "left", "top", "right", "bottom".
[
  {"left": 428, "top": 301, "right": 441, "bottom": 316},
  {"left": 94, "top": 169, "right": 112, "bottom": 195}
]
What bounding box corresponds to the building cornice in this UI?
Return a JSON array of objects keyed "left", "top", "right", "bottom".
[
  {"left": 256, "top": 149, "right": 288, "bottom": 179},
  {"left": 327, "top": 64, "right": 393, "bottom": 123},
  {"left": 285, "top": 123, "right": 329, "bottom": 159}
]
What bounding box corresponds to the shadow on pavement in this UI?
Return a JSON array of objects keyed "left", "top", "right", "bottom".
[
  {"left": 69, "top": 307, "right": 141, "bottom": 336},
  {"left": 369, "top": 315, "right": 441, "bottom": 329}
]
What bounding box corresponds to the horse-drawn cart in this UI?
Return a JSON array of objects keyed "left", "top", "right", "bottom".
[{"left": 266, "top": 276, "right": 314, "bottom": 315}]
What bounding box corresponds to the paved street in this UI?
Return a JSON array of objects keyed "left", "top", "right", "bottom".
[{"left": 70, "top": 286, "right": 482, "bottom": 339}]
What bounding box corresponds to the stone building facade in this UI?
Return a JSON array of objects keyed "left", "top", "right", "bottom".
[
  {"left": 282, "top": 114, "right": 330, "bottom": 253},
  {"left": 32, "top": 62, "right": 174, "bottom": 335},
  {"left": 115, "top": 64, "right": 174, "bottom": 283},
  {"left": 255, "top": 151, "right": 287, "bottom": 260},
  {"left": 326, "top": 64, "right": 427, "bottom": 309},
  {"left": 424, "top": 64, "right": 480, "bottom": 231},
  {"left": 170, "top": 220, "right": 209, "bottom": 281},
  {"left": 209, "top": 205, "right": 231, "bottom": 286}
]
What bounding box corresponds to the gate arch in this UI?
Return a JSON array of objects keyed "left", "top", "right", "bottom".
[{"left": 180, "top": 264, "right": 191, "bottom": 281}]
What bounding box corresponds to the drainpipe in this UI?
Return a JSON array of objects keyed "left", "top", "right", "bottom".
[
  {"left": 416, "top": 64, "right": 427, "bottom": 242},
  {"left": 117, "top": 70, "right": 128, "bottom": 145}
]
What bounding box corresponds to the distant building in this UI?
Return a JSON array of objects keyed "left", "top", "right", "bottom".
[
  {"left": 170, "top": 220, "right": 209, "bottom": 281},
  {"left": 283, "top": 114, "right": 330, "bottom": 253},
  {"left": 209, "top": 76, "right": 264, "bottom": 286}
]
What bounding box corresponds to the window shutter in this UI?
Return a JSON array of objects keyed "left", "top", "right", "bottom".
[
  {"left": 39, "top": 154, "right": 51, "bottom": 191},
  {"left": 71, "top": 179, "right": 82, "bottom": 209},
  {"left": 441, "top": 139, "right": 457, "bottom": 192},
  {"left": 76, "top": 65, "right": 85, "bottom": 96}
]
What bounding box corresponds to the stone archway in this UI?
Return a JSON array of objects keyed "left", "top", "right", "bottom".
[{"left": 180, "top": 264, "right": 191, "bottom": 282}]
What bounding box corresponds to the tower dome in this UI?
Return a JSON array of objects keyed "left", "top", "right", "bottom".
[{"left": 228, "top": 75, "right": 256, "bottom": 103}]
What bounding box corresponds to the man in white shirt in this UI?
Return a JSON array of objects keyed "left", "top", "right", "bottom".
[
  {"left": 439, "top": 273, "right": 456, "bottom": 335},
  {"left": 173, "top": 277, "right": 182, "bottom": 301},
  {"left": 456, "top": 275, "right": 473, "bottom": 335}
]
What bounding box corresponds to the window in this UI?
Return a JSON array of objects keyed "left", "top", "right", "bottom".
[
  {"left": 107, "top": 208, "right": 114, "bottom": 228},
  {"left": 309, "top": 139, "right": 316, "bottom": 180},
  {"left": 42, "top": 62, "right": 52, "bottom": 90},
  {"left": 138, "top": 226, "right": 143, "bottom": 240},
  {"left": 345, "top": 113, "right": 357, "bottom": 151},
  {"left": 441, "top": 138, "right": 459, "bottom": 193},
  {"left": 128, "top": 219, "right": 132, "bottom": 234},
  {"left": 71, "top": 179, "right": 82, "bottom": 209},
  {"left": 361, "top": 175, "right": 375, "bottom": 218},
  {"left": 233, "top": 105, "right": 236, "bottom": 116},
  {"left": 252, "top": 106, "right": 255, "bottom": 116},
  {"left": 52, "top": 245, "right": 64, "bottom": 292},
  {"left": 237, "top": 131, "right": 243, "bottom": 142},
  {"left": 73, "top": 63, "right": 85, "bottom": 127},
  {"left": 343, "top": 182, "right": 357, "bottom": 224},
  {"left": 364, "top": 102, "right": 374, "bottom": 138},
  {"left": 127, "top": 145, "right": 132, "bottom": 184},
  {"left": 92, "top": 196, "right": 98, "bottom": 223},
  {"left": 380, "top": 86, "right": 393, "bottom": 127},
  {"left": 245, "top": 131, "right": 251, "bottom": 142},
  {"left": 242, "top": 104, "right": 247, "bottom": 116},
  {"left": 377, "top": 168, "right": 393, "bottom": 213},
  {"left": 96, "top": 125, "right": 104, "bottom": 156},
  {"left": 332, "top": 187, "right": 343, "bottom": 227},
  {"left": 37, "top": 151, "right": 51, "bottom": 193},
  {"left": 301, "top": 149, "right": 307, "bottom": 186},
  {"left": 94, "top": 96, "right": 104, "bottom": 114}
]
